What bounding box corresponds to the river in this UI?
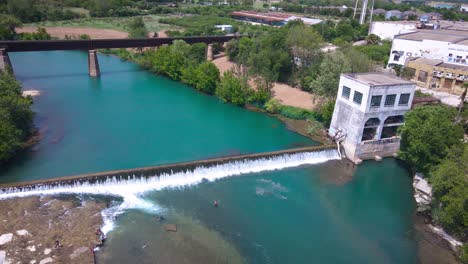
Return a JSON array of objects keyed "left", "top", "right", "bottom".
[{"left": 2, "top": 51, "right": 420, "bottom": 263}]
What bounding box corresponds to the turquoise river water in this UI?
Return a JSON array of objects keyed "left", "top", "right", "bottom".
[{"left": 1, "top": 51, "right": 421, "bottom": 263}]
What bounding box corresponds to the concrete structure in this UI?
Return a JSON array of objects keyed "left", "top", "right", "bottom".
[
  {"left": 0, "top": 48, "right": 13, "bottom": 75},
  {"left": 87, "top": 50, "right": 100, "bottom": 77},
  {"left": 461, "top": 4, "right": 468, "bottom": 12},
  {"left": 329, "top": 73, "right": 415, "bottom": 162},
  {"left": 207, "top": 44, "right": 214, "bottom": 61},
  {"left": 407, "top": 57, "right": 468, "bottom": 93},
  {"left": 387, "top": 29, "right": 468, "bottom": 68},
  {"left": 369, "top": 21, "right": 417, "bottom": 40},
  {"left": 385, "top": 10, "right": 403, "bottom": 20}
]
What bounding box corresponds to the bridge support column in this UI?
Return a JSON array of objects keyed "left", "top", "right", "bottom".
[
  {"left": 207, "top": 44, "right": 213, "bottom": 61},
  {"left": 88, "top": 50, "right": 100, "bottom": 77},
  {"left": 0, "top": 48, "right": 13, "bottom": 75}
]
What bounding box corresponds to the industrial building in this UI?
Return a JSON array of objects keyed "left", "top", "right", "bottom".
[
  {"left": 329, "top": 73, "right": 416, "bottom": 162},
  {"left": 230, "top": 11, "right": 323, "bottom": 26}
]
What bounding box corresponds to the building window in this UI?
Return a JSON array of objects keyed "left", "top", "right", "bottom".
[
  {"left": 399, "top": 93, "right": 410, "bottom": 105},
  {"left": 384, "top": 94, "right": 396, "bottom": 107},
  {"left": 342, "top": 86, "right": 351, "bottom": 99},
  {"left": 418, "top": 70, "right": 428, "bottom": 82},
  {"left": 370, "top": 95, "right": 382, "bottom": 108},
  {"left": 392, "top": 50, "right": 400, "bottom": 62},
  {"left": 353, "top": 91, "right": 363, "bottom": 105}
]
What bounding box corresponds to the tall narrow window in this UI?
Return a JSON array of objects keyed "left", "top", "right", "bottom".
[
  {"left": 370, "top": 95, "right": 382, "bottom": 108},
  {"left": 384, "top": 94, "right": 396, "bottom": 107},
  {"left": 398, "top": 93, "right": 410, "bottom": 105},
  {"left": 353, "top": 91, "right": 363, "bottom": 105},
  {"left": 342, "top": 86, "right": 351, "bottom": 99}
]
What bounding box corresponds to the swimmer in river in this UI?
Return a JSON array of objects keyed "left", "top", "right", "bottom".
[
  {"left": 214, "top": 200, "right": 218, "bottom": 207},
  {"left": 54, "top": 240, "right": 62, "bottom": 248}
]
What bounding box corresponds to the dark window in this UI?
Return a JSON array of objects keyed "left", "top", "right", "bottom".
[
  {"left": 370, "top": 95, "right": 382, "bottom": 108},
  {"left": 364, "top": 118, "right": 380, "bottom": 127},
  {"left": 399, "top": 93, "right": 410, "bottom": 105},
  {"left": 342, "top": 86, "right": 351, "bottom": 99},
  {"left": 353, "top": 91, "right": 363, "bottom": 105},
  {"left": 384, "top": 115, "right": 404, "bottom": 124},
  {"left": 384, "top": 94, "right": 396, "bottom": 107}
]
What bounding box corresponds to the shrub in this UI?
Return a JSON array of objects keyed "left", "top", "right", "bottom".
[
  {"left": 193, "top": 62, "right": 220, "bottom": 94},
  {"left": 265, "top": 99, "right": 281, "bottom": 114},
  {"left": 216, "top": 71, "right": 251, "bottom": 106}
]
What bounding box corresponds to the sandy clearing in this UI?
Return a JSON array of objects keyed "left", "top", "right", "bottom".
[
  {"left": 212, "top": 55, "right": 315, "bottom": 110},
  {"left": 16, "top": 26, "right": 128, "bottom": 39}
]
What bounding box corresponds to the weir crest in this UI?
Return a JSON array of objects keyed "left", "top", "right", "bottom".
[{"left": 0, "top": 149, "right": 340, "bottom": 200}]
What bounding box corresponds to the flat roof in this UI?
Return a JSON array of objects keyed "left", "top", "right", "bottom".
[
  {"left": 343, "top": 73, "right": 414, "bottom": 86},
  {"left": 395, "top": 29, "right": 468, "bottom": 44},
  {"left": 438, "top": 63, "right": 468, "bottom": 71},
  {"left": 409, "top": 57, "right": 444, "bottom": 66}
]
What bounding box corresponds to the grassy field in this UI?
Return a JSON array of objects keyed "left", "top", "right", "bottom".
[{"left": 28, "top": 15, "right": 182, "bottom": 33}]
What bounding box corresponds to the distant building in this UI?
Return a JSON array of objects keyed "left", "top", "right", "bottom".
[
  {"left": 461, "top": 4, "right": 468, "bottom": 12},
  {"left": 373, "top": 8, "right": 387, "bottom": 16},
  {"left": 406, "top": 57, "right": 468, "bottom": 92},
  {"left": 230, "top": 11, "right": 323, "bottom": 26},
  {"left": 369, "top": 21, "right": 418, "bottom": 40},
  {"left": 385, "top": 10, "right": 403, "bottom": 20},
  {"left": 402, "top": 10, "right": 418, "bottom": 19},
  {"left": 387, "top": 29, "right": 468, "bottom": 92},
  {"left": 214, "top": 25, "right": 233, "bottom": 33},
  {"left": 329, "top": 73, "right": 415, "bottom": 162},
  {"left": 422, "top": 12, "right": 442, "bottom": 20},
  {"left": 427, "top": 1, "right": 456, "bottom": 9}
]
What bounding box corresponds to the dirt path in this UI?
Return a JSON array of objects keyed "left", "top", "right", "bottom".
[
  {"left": 16, "top": 26, "right": 128, "bottom": 39},
  {"left": 212, "top": 56, "right": 315, "bottom": 110}
]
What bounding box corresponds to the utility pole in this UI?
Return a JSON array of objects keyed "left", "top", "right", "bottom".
[{"left": 369, "top": 0, "right": 375, "bottom": 24}]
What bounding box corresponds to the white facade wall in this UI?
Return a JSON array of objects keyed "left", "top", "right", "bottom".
[
  {"left": 387, "top": 38, "right": 468, "bottom": 66},
  {"left": 461, "top": 5, "right": 468, "bottom": 12},
  {"left": 369, "top": 22, "right": 417, "bottom": 40}
]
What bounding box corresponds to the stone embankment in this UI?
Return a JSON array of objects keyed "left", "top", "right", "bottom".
[{"left": 0, "top": 196, "right": 106, "bottom": 264}]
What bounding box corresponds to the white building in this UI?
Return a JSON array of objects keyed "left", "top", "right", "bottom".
[
  {"left": 369, "top": 21, "right": 417, "bottom": 40},
  {"left": 214, "top": 25, "right": 233, "bottom": 33},
  {"left": 387, "top": 29, "right": 468, "bottom": 67},
  {"left": 461, "top": 4, "right": 468, "bottom": 12},
  {"left": 329, "top": 73, "right": 415, "bottom": 162}
]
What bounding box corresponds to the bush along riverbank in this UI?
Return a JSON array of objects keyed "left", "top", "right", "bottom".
[
  {"left": 0, "top": 71, "right": 36, "bottom": 165},
  {"left": 398, "top": 104, "right": 467, "bottom": 263},
  {"left": 99, "top": 43, "right": 332, "bottom": 144}
]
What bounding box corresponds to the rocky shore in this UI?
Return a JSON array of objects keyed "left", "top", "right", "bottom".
[
  {"left": 0, "top": 196, "right": 106, "bottom": 264},
  {"left": 412, "top": 174, "right": 463, "bottom": 263}
]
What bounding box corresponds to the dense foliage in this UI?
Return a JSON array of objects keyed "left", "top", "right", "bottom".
[
  {"left": 216, "top": 71, "right": 251, "bottom": 106},
  {"left": 430, "top": 144, "right": 468, "bottom": 241},
  {"left": 399, "top": 105, "right": 464, "bottom": 174},
  {"left": 0, "top": 72, "right": 34, "bottom": 163},
  {"left": 128, "top": 17, "right": 147, "bottom": 38}
]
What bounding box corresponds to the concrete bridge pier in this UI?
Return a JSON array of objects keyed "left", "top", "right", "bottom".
[
  {"left": 0, "top": 48, "right": 14, "bottom": 75},
  {"left": 207, "top": 44, "right": 213, "bottom": 61},
  {"left": 88, "top": 50, "right": 100, "bottom": 77}
]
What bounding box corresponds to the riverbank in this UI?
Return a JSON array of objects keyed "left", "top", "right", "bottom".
[{"left": 0, "top": 196, "right": 106, "bottom": 264}]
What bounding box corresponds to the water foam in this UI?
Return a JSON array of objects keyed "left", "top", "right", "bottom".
[{"left": 0, "top": 150, "right": 340, "bottom": 233}]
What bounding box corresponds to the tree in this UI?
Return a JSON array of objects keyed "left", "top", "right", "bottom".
[
  {"left": 216, "top": 71, "right": 252, "bottom": 106},
  {"left": 343, "top": 48, "right": 374, "bottom": 73},
  {"left": 193, "top": 62, "right": 220, "bottom": 94},
  {"left": 398, "top": 105, "right": 464, "bottom": 174},
  {"left": 128, "top": 17, "right": 148, "bottom": 38},
  {"left": 430, "top": 144, "right": 467, "bottom": 240},
  {"left": 0, "top": 14, "right": 21, "bottom": 40},
  {"left": 0, "top": 72, "right": 34, "bottom": 163},
  {"left": 309, "top": 51, "right": 351, "bottom": 97},
  {"left": 286, "top": 21, "right": 323, "bottom": 69}
]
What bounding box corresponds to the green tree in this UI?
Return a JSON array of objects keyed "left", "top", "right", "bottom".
[
  {"left": 365, "top": 33, "right": 381, "bottom": 45},
  {"left": 286, "top": 22, "right": 323, "bottom": 69},
  {"left": 399, "top": 105, "right": 464, "bottom": 174},
  {"left": 0, "top": 14, "right": 21, "bottom": 40},
  {"left": 216, "top": 71, "right": 251, "bottom": 106},
  {"left": 0, "top": 72, "right": 34, "bottom": 163},
  {"left": 309, "top": 51, "right": 350, "bottom": 97},
  {"left": 128, "top": 17, "right": 148, "bottom": 38},
  {"left": 430, "top": 144, "right": 468, "bottom": 240},
  {"left": 193, "top": 62, "right": 220, "bottom": 94}
]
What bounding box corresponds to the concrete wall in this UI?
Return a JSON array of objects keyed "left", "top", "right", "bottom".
[{"left": 369, "top": 22, "right": 417, "bottom": 40}]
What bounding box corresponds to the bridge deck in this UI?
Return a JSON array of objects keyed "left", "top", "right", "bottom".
[
  {"left": 0, "top": 145, "right": 336, "bottom": 190},
  {"left": 0, "top": 35, "right": 240, "bottom": 52}
]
